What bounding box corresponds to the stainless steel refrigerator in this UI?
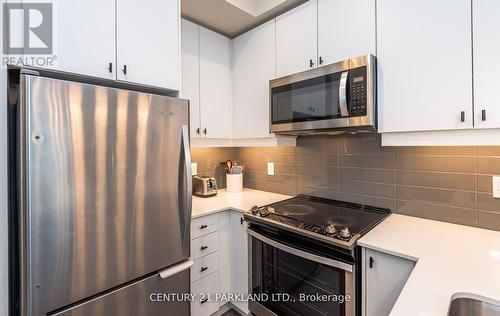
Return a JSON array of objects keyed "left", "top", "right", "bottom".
[{"left": 8, "top": 68, "right": 193, "bottom": 315}]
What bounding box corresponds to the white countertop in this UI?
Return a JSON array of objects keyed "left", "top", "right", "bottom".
[
  {"left": 358, "top": 214, "right": 500, "bottom": 316},
  {"left": 192, "top": 188, "right": 292, "bottom": 218}
]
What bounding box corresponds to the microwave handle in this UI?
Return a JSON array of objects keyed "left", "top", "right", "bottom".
[
  {"left": 339, "top": 70, "right": 349, "bottom": 117},
  {"left": 247, "top": 228, "right": 353, "bottom": 272}
]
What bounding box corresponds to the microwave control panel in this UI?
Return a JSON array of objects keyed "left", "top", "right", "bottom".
[{"left": 349, "top": 66, "right": 367, "bottom": 116}]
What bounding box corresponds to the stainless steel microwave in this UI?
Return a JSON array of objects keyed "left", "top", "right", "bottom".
[{"left": 270, "top": 55, "right": 376, "bottom": 135}]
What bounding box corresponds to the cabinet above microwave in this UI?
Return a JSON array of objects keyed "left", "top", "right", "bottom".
[{"left": 269, "top": 55, "right": 376, "bottom": 135}]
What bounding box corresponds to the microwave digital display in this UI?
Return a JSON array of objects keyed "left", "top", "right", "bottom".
[{"left": 353, "top": 76, "right": 364, "bottom": 83}]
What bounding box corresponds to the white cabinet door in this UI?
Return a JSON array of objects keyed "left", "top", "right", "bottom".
[
  {"left": 230, "top": 211, "right": 249, "bottom": 314},
  {"left": 116, "top": 0, "right": 180, "bottom": 90},
  {"left": 54, "top": 0, "right": 115, "bottom": 79},
  {"left": 473, "top": 0, "right": 500, "bottom": 129},
  {"left": 276, "top": 0, "right": 317, "bottom": 78},
  {"left": 181, "top": 19, "right": 201, "bottom": 137},
  {"left": 317, "top": 0, "right": 375, "bottom": 65},
  {"left": 364, "top": 248, "right": 414, "bottom": 316},
  {"left": 199, "top": 26, "right": 232, "bottom": 138},
  {"left": 377, "top": 0, "right": 473, "bottom": 132},
  {"left": 232, "top": 20, "right": 275, "bottom": 138}
]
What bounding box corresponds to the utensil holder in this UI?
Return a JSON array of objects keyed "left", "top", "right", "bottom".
[{"left": 226, "top": 174, "right": 243, "bottom": 192}]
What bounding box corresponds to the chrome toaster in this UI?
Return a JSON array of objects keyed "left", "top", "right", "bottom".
[{"left": 193, "top": 175, "right": 217, "bottom": 198}]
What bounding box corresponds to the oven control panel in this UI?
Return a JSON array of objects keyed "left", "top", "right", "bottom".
[{"left": 349, "top": 66, "right": 367, "bottom": 116}]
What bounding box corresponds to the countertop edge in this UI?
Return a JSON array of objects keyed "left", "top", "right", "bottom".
[
  {"left": 357, "top": 241, "right": 420, "bottom": 262},
  {"left": 191, "top": 206, "right": 244, "bottom": 219}
]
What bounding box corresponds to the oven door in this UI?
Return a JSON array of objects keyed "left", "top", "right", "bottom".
[{"left": 248, "top": 228, "right": 356, "bottom": 316}]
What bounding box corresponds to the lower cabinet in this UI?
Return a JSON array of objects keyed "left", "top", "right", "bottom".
[
  {"left": 191, "top": 272, "right": 220, "bottom": 316},
  {"left": 229, "top": 212, "right": 249, "bottom": 314},
  {"left": 190, "top": 210, "right": 248, "bottom": 316},
  {"left": 362, "top": 248, "right": 415, "bottom": 316}
]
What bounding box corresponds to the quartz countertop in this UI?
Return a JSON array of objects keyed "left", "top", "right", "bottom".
[
  {"left": 191, "top": 188, "right": 292, "bottom": 219},
  {"left": 358, "top": 213, "right": 500, "bottom": 315}
]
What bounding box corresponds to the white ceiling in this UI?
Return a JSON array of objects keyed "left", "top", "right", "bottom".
[{"left": 181, "top": 0, "right": 307, "bottom": 38}]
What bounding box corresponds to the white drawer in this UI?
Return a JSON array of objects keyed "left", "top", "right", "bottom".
[
  {"left": 191, "top": 251, "right": 218, "bottom": 283},
  {"left": 191, "top": 271, "right": 219, "bottom": 316},
  {"left": 191, "top": 214, "right": 218, "bottom": 239},
  {"left": 191, "top": 232, "right": 219, "bottom": 260}
]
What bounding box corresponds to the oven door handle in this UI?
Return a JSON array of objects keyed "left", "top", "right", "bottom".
[
  {"left": 339, "top": 70, "right": 349, "bottom": 117},
  {"left": 247, "top": 229, "right": 353, "bottom": 272}
]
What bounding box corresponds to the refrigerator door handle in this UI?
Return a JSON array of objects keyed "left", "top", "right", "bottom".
[
  {"left": 159, "top": 260, "right": 193, "bottom": 279},
  {"left": 180, "top": 125, "right": 192, "bottom": 247}
]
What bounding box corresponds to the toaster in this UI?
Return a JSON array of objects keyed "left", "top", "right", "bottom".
[{"left": 193, "top": 175, "right": 217, "bottom": 198}]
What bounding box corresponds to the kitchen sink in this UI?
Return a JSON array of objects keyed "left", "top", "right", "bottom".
[{"left": 448, "top": 296, "right": 500, "bottom": 316}]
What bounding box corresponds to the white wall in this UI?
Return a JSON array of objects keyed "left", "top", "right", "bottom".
[{"left": 1, "top": 1, "right": 9, "bottom": 314}]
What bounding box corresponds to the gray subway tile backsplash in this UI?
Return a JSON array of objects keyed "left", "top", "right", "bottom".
[{"left": 191, "top": 133, "right": 500, "bottom": 231}]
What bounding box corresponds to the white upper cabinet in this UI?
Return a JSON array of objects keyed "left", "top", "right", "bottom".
[
  {"left": 116, "top": 0, "right": 180, "bottom": 90},
  {"left": 317, "top": 0, "right": 375, "bottom": 65},
  {"left": 199, "top": 26, "right": 232, "bottom": 138},
  {"left": 275, "top": 0, "right": 318, "bottom": 78},
  {"left": 473, "top": 0, "right": 500, "bottom": 129},
  {"left": 55, "top": 0, "right": 115, "bottom": 80},
  {"left": 181, "top": 19, "right": 201, "bottom": 137},
  {"left": 232, "top": 20, "right": 275, "bottom": 138},
  {"left": 377, "top": 0, "right": 473, "bottom": 133}
]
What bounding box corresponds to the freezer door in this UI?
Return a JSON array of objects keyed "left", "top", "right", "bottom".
[
  {"left": 52, "top": 261, "right": 192, "bottom": 316},
  {"left": 19, "top": 74, "right": 192, "bottom": 315}
]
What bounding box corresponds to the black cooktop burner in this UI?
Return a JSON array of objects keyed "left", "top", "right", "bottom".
[{"left": 248, "top": 194, "right": 391, "bottom": 243}]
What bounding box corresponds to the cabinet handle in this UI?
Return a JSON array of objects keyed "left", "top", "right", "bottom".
[
  {"left": 200, "top": 297, "right": 208, "bottom": 304},
  {"left": 240, "top": 217, "right": 245, "bottom": 225},
  {"left": 196, "top": 128, "right": 200, "bottom": 135},
  {"left": 200, "top": 224, "right": 207, "bottom": 229},
  {"left": 309, "top": 59, "right": 314, "bottom": 68},
  {"left": 203, "top": 128, "right": 207, "bottom": 135},
  {"left": 319, "top": 56, "right": 324, "bottom": 65},
  {"left": 369, "top": 257, "right": 374, "bottom": 269},
  {"left": 122, "top": 65, "right": 127, "bottom": 75},
  {"left": 482, "top": 109, "right": 487, "bottom": 121},
  {"left": 200, "top": 245, "right": 208, "bottom": 250},
  {"left": 200, "top": 266, "right": 208, "bottom": 272},
  {"left": 460, "top": 111, "right": 465, "bottom": 122},
  {"left": 108, "top": 62, "right": 113, "bottom": 73}
]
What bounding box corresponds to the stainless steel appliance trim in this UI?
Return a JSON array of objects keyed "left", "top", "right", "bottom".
[
  {"left": 180, "top": 125, "right": 193, "bottom": 246},
  {"left": 349, "top": 55, "right": 376, "bottom": 128},
  {"left": 270, "top": 58, "right": 351, "bottom": 88},
  {"left": 339, "top": 71, "right": 349, "bottom": 117},
  {"left": 247, "top": 229, "right": 353, "bottom": 272},
  {"left": 19, "top": 73, "right": 31, "bottom": 316},
  {"left": 244, "top": 212, "right": 359, "bottom": 250},
  {"left": 159, "top": 260, "right": 193, "bottom": 279},
  {"left": 271, "top": 117, "right": 351, "bottom": 134}
]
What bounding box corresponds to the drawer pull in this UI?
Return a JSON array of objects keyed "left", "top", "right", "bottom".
[
  {"left": 200, "top": 225, "right": 208, "bottom": 229},
  {"left": 200, "top": 297, "right": 208, "bottom": 304},
  {"left": 200, "top": 266, "right": 208, "bottom": 272},
  {"left": 200, "top": 245, "right": 208, "bottom": 251}
]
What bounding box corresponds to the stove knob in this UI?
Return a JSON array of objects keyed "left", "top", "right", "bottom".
[
  {"left": 325, "top": 224, "right": 337, "bottom": 235},
  {"left": 250, "top": 205, "right": 259, "bottom": 215},
  {"left": 259, "top": 208, "right": 269, "bottom": 217},
  {"left": 339, "top": 227, "right": 352, "bottom": 239}
]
